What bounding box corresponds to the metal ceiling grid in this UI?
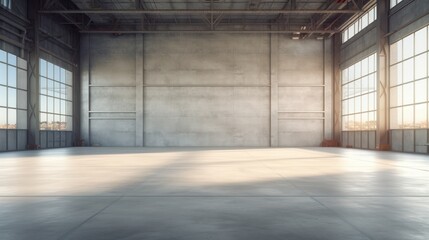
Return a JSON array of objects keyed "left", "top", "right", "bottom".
[{"left": 39, "top": 0, "right": 373, "bottom": 38}]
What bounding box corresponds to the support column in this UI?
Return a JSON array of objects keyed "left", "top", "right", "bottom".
[
  {"left": 80, "top": 34, "right": 90, "bottom": 145},
  {"left": 332, "top": 34, "right": 342, "bottom": 144},
  {"left": 377, "top": 0, "right": 389, "bottom": 148},
  {"left": 27, "top": 0, "right": 40, "bottom": 147},
  {"left": 323, "top": 38, "right": 333, "bottom": 140},
  {"left": 270, "top": 33, "right": 279, "bottom": 147},
  {"left": 135, "top": 34, "right": 144, "bottom": 146}
]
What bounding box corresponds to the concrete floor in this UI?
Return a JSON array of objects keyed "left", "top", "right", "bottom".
[{"left": 0, "top": 147, "right": 429, "bottom": 240}]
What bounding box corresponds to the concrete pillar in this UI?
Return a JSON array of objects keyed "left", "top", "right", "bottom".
[
  {"left": 27, "top": 0, "right": 40, "bottom": 147},
  {"left": 135, "top": 34, "right": 144, "bottom": 146},
  {"left": 270, "top": 33, "right": 279, "bottom": 147},
  {"left": 332, "top": 34, "right": 342, "bottom": 144},
  {"left": 80, "top": 34, "right": 90, "bottom": 145},
  {"left": 324, "top": 39, "right": 333, "bottom": 140},
  {"left": 377, "top": 0, "right": 390, "bottom": 148}
]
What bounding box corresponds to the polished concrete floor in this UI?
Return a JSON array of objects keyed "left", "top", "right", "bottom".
[{"left": 0, "top": 147, "right": 429, "bottom": 240}]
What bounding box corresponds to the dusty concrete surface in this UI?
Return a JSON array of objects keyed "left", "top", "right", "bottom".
[{"left": 1, "top": 147, "right": 429, "bottom": 239}]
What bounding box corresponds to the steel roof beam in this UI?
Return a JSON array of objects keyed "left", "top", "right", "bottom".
[
  {"left": 80, "top": 29, "right": 338, "bottom": 34},
  {"left": 40, "top": 9, "right": 360, "bottom": 15}
]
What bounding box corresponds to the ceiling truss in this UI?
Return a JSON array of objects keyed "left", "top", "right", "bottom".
[{"left": 39, "top": 0, "right": 369, "bottom": 37}]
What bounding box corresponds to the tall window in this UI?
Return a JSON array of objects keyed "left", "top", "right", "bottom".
[
  {"left": 390, "top": 0, "right": 403, "bottom": 9},
  {"left": 342, "top": 53, "right": 377, "bottom": 131},
  {"left": 342, "top": 6, "right": 377, "bottom": 43},
  {"left": 0, "top": 0, "right": 11, "bottom": 9},
  {"left": 0, "top": 50, "right": 27, "bottom": 130},
  {"left": 390, "top": 25, "right": 429, "bottom": 129},
  {"left": 39, "top": 59, "right": 73, "bottom": 131}
]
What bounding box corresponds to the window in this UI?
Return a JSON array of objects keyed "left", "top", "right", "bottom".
[
  {"left": 342, "top": 6, "right": 377, "bottom": 43},
  {"left": 390, "top": 25, "right": 429, "bottom": 129},
  {"left": 0, "top": 0, "right": 11, "bottom": 9},
  {"left": 0, "top": 49, "right": 27, "bottom": 130},
  {"left": 390, "top": 0, "right": 404, "bottom": 9},
  {"left": 342, "top": 53, "right": 377, "bottom": 131},
  {"left": 39, "top": 59, "right": 73, "bottom": 131}
]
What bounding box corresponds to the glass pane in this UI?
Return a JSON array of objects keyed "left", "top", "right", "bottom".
[
  {"left": 48, "top": 97, "right": 54, "bottom": 113},
  {"left": 66, "top": 71, "right": 72, "bottom": 86},
  {"left": 343, "top": 84, "right": 349, "bottom": 99},
  {"left": 0, "top": 86, "right": 6, "bottom": 107},
  {"left": 7, "top": 108, "right": 16, "bottom": 129},
  {"left": 66, "top": 86, "right": 72, "bottom": 101},
  {"left": 349, "top": 66, "right": 355, "bottom": 82},
  {"left": 415, "top": 103, "right": 427, "bottom": 128},
  {"left": 354, "top": 114, "right": 362, "bottom": 130},
  {"left": 403, "top": 58, "right": 414, "bottom": 83},
  {"left": 361, "top": 14, "right": 369, "bottom": 29},
  {"left": 415, "top": 53, "right": 427, "bottom": 79},
  {"left": 59, "top": 115, "right": 65, "bottom": 130},
  {"left": 60, "top": 100, "right": 65, "bottom": 115},
  {"left": 415, "top": 27, "right": 428, "bottom": 55},
  {"left": 361, "top": 112, "right": 368, "bottom": 130},
  {"left": 362, "top": 94, "right": 369, "bottom": 112},
  {"left": 53, "top": 114, "right": 58, "bottom": 130},
  {"left": 361, "top": 58, "right": 369, "bottom": 76},
  {"left": 54, "top": 65, "right": 60, "bottom": 81},
  {"left": 361, "top": 76, "right": 369, "bottom": 94},
  {"left": 0, "top": 63, "right": 6, "bottom": 85},
  {"left": 342, "top": 69, "right": 348, "bottom": 84},
  {"left": 390, "top": 40, "right": 402, "bottom": 64},
  {"left": 349, "top": 98, "right": 355, "bottom": 114},
  {"left": 40, "top": 77, "right": 47, "bottom": 95},
  {"left": 7, "top": 53, "right": 16, "bottom": 66},
  {"left": 7, "top": 87, "right": 16, "bottom": 108},
  {"left": 355, "top": 78, "right": 362, "bottom": 95},
  {"left": 54, "top": 98, "right": 60, "bottom": 114},
  {"left": 47, "top": 79, "right": 54, "bottom": 96},
  {"left": 40, "top": 59, "right": 47, "bottom": 77},
  {"left": 369, "top": 92, "right": 376, "bottom": 111},
  {"left": 390, "top": 63, "right": 402, "bottom": 86},
  {"left": 390, "top": 86, "right": 403, "bottom": 107},
  {"left": 40, "top": 95, "right": 47, "bottom": 112},
  {"left": 47, "top": 113, "right": 53, "bottom": 130},
  {"left": 369, "top": 8, "right": 375, "bottom": 23},
  {"left": 54, "top": 81, "right": 60, "bottom": 98},
  {"left": 60, "top": 84, "right": 66, "bottom": 99},
  {"left": 66, "top": 101, "right": 72, "bottom": 116},
  {"left": 403, "top": 34, "right": 414, "bottom": 60},
  {"left": 390, "top": 107, "right": 402, "bottom": 129},
  {"left": 403, "top": 83, "right": 414, "bottom": 105},
  {"left": 368, "top": 73, "right": 376, "bottom": 92},
  {"left": 354, "top": 62, "right": 361, "bottom": 79},
  {"left": 60, "top": 69, "right": 66, "bottom": 83},
  {"left": 7, "top": 66, "right": 16, "bottom": 87},
  {"left": 390, "top": 0, "right": 396, "bottom": 9},
  {"left": 368, "top": 111, "right": 376, "bottom": 130},
  {"left": 355, "top": 96, "right": 362, "bottom": 113},
  {"left": 0, "top": 107, "right": 6, "bottom": 129},
  {"left": 40, "top": 112, "right": 47, "bottom": 130},
  {"left": 342, "top": 99, "right": 348, "bottom": 115},
  {"left": 48, "top": 62, "right": 54, "bottom": 79},
  {"left": 368, "top": 54, "right": 376, "bottom": 73},
  {"left": 0, "top": 50, "right": 6, "bottom": 63},
  {"left": 415, "top": 79, "right": 427, "bottom": 103},
  {"left": 403, "top": 105, "right": 414, "bottom": 128}
]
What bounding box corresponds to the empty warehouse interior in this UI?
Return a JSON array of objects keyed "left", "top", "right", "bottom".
[{"left": 1, "top": 0, "right": 429, "bottom": 239}]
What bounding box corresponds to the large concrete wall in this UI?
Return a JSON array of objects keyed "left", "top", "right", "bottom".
[{"left": 81, "top": 33, "right": 332, "bottom": 147}]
